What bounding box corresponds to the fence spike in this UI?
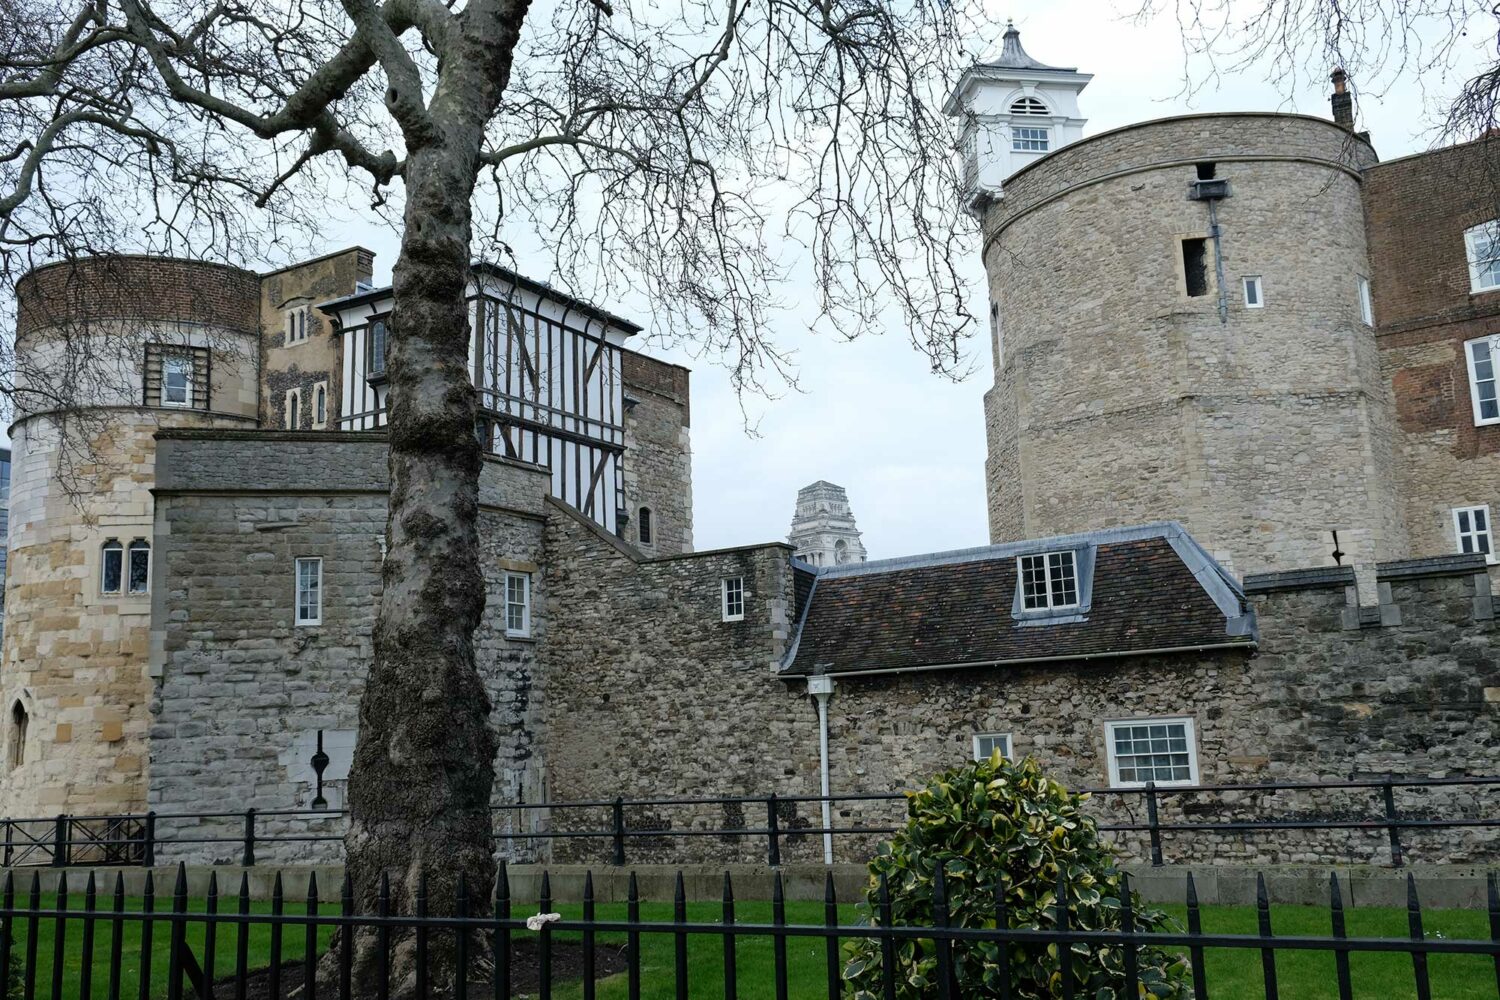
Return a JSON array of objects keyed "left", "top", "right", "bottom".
[
  {"left": 723, "top": 872, "right": 738, "bottom": 1000},
  {"left": 203, "top": 871, "right": 219, "bottom": 1000},
  {"left": 376, "top": 872, "right": 390, "bottom": 1000},
  {"left": 80, "top": 871, "right": 97, "bottom": 1000},
  {"left": 1053, "top": 872, "right": 1072, "bottom": 1000},
  {"left": 824, "top": 871, "right": 840, "bottom": 1000},
  {"left": 415, "top": 867, "right": 429, "bottom": 1000},
  {"left": 673, "top": 871, "right": 688, "bottom": 1000},
  {"left": 1121, "top": 872, "right": 1139, "bottom": 997},
  {"left": 493, "top": 863, "right": 511, "bottom": 1000},
  {"left": 582, "top": 871, "right": 596, "bottom": 1000},
  {"left": 109, "top": 873, "right": 126, "bottom": 1000},
  {"left": 234, "top": 871, "right": 250, "bottom": 1000},
  {"left": 880, "top": 874, "right": 897, "bottom": 1000},
  {"left": 1487, "top": 871, "right": 1500, "bottom": 997},
  {"left": 1407, "top": 874, "right": 1432, "bottom": 1000},
  {"left": 268, "top": 872, "right": 284, "bottom": 1000},
  {"left": 773, "top": 871, "right": 789, "bottom": 1000},
  {"left": 138, "top": 869, "right": 157, "bottom": 1000},
  {"left": 339, "top": 873, "right": 354, "bottom": 1000},
  {"left": 166, "top": 865, "right": 187, "bottom": 1000},
  {"left": 1256, "top": 873, "right": 1278, "bottom": 1000},
  {"left": 305, "top": 870, "right": 320, "bottom": 1000},
  {"left": 992, "top": 878, "right": 1011, "bottom": 1000},
  {"left": 538, "top": 869, "right": 551, "bottom": 1000},
  {"left": 627, "top": 872, "right": 641, "bottom": 1000},
  {"left": 50, "top": 869, "right": 69, "bottom": 1000},
  {"left": 1329, "top": 872, "right": 1352, "bottom": 1000},
  {"left": 1186, "top": 872, "right": 1208, "bottom": 1000},
  {"left": 455, "top": 873, "right": 469, "bottom": 1000}
]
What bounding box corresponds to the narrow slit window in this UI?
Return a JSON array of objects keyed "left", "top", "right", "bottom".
[
  {"left": 1453, "top": 505, "right": 1495, "bottom": 562},
  {"left": 1181, "top": 239, "right": 1210, "bottom": 297},
  {"left": 369, "top": 319, "right": 388, "bottom": 376},
  {"left": 1242, "top": 276, "right": 1263, "bottom": 308},
  {"left": 313, "top": 384, "right": 327, "bottom": 428},
  {"left": 8, "top": 702, "right": 26, "bottom": 770},
  {"left": 721, "top": 577, "right": 745, "bottom": 621},
  {"left": 1358, "top": 276, "right": 1375, "bottom": 326},
  {"left": 295, "top": 557, "right": 322, "bottom": 625},
  {"left": 127, "top": 539, "right": 150, "bottom": 595},
  {"left": 504, "top": 571, "right": 532, "bottom": 637},
  {"left": 101, "top": 539, "right": 123, "bottom": 594},
  {"left": 638, "top": 507, "right": 653, "bottom": 545}
]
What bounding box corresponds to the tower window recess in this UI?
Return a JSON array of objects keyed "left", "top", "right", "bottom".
[
  {"left": 1181, "top": 238, "right": 1210, "bottom": 298},
  {"left": 1017, "top": 551, "right": 1079, "bottom": 610},
  {"left": 144, "top": 344, "right": 209, "bottom": 409},
  {"left": 101, "top": 539, "right": 123, "bottom": 594},
  {"left": 1009, "top": 97, "right": 1048, "bottom": 115},
  {"left": 127, "top": 539, "right": 150, "bottom": 595},
  {"left": 1012, "top": 126, "right": 1050, "bottom": 152},
  {"left": 8, "top": 702, "right": 26, "bottom": 770},
  {"left": 721, "top": 576, "right": 745, "bottom": 622},
  {"left": 1242, "top": 276, "right": 1264, "bottom": 308},
  {"left": 1196, "top": 162, "right": 1216, "bottom": 180},
  {"left": 638, "top": 507, "right": 653, "bottom": 545},
  {"left": 1465, "top": 336, "right": 1500, "bottom": 425},
  {"left": 1453, "top": 505, "right": 1495, "bottom": 563}
]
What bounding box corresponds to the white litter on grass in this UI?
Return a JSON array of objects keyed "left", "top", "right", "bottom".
[{"left": 526, "top": 912, "right": 562, "bottom": 931}]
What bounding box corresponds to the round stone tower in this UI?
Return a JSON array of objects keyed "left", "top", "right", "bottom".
[
  {"left": 3, "top": 256, "right": 261, "bottom": 817},
  {"left": 980, "top": 112, "right": 1405, "bottom": 577}
]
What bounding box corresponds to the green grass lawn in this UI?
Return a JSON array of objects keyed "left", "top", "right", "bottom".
[{"left": 5, "top": 894, "right": 1497, "bottom": 998}]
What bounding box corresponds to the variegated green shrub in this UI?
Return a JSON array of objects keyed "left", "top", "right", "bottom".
[{"left": 842, "top": 753, "right": 1192, "bottom": 999}]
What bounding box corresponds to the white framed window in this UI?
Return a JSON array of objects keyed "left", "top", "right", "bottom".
[
  {"left": 100, "top": 539, "right": 123, "bottom": 595},
  {"left": 1017, "top": 551, "right": 1079, "bottom": 611},
  {"left": 1465, "top": 336, "right": 1500, "bottom": 426},
  {"left": 285, "top": 305, "right": 312, "bottom": 345},
  {"left": 1242, "top": 275, "right": 1264, "bottom": 308},
  {"left": 312, "top": 383, "right": 328, "bottom": 429},
  {"left": 1012, "top": 126, "right": 1049, "bottom": 152},
  {"left": 162, "top": 355, "right": 192, "bottom": 407},
  {"left": 504, "top": 571, "right": 532, "bottom": 637},
  {"left": 1453, "top": 505, "right": 1495, "bottom": 563},
  {"left": 1105, "top": 717, "right": 1199, "bottom": 788},
  {"left": 127, "top": 539, "right": 150, "bottom": 595},
  {"left": 721, "top": 576, "right": 745, "bottom": 622},
  {"left": 972, "top": 733, "right": 1011, "bottom": 762},
  {"left": 286, "top": 388, "right": 302, "bottom": 430},
  {"left": 1465, "top": 221, "right": 1500, "bottom": 293},
  {"left": 295, "top": 557, "right": 322, "bottom": 625},
  {"left": 1357, "top": 276, "right": 1374, "bottom": 326}
]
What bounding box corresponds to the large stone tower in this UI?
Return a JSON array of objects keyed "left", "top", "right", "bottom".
[{"left": 789, "top": 481, "right": 868, "bottom": 566}]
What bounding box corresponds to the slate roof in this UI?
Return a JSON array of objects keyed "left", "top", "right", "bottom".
[{"left": 781, "top": 522, "right": 1254, "bottom": 677}]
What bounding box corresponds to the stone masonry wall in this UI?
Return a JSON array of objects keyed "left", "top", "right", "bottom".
[
  {"left": 621, "top": 350, "right": 693, "bottom": 554},
  {"left": 981, "top": 113, "right": 1404, "bottom": 582},
  {"left": 1364, "top": 139, "right": 1500, "bottom": 560},
  {"left": 148, "top": 432, "right": 550, "bottom": 864}
]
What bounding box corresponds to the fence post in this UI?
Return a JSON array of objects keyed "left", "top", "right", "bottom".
[
  {"left": 3, "top": 819, "right": 11, "bottom": 868},
  {"left": 242, "top": 808, "right": 257, "bottom": 867},
  {"left": 1144, "top": 783, "right": 1163, "bottom": 867},
  {"left": 765, "top": 793, "right": 781, "bottom": 867},
  {"left": 52, "top": 815, "right": 67, "bottom": 867},
  {"left": 611, "top": 796, "right": 626, "bottom": 867},
  {"left": 1382, "top": 779, "right": 1404, "bottom": 868},
  {"left": 143, "top": 811, "right": 157, "bottom": 868}
]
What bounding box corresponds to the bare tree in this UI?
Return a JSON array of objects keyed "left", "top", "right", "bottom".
[
  {"left": 1137, "top": 0, "right": 1500, "bottom": 140},
  {"left": 1, "top": 0, "right": 978, "bottom": 991}
]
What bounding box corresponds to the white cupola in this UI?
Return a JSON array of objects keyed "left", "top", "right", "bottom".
[{"left": 943, "top": 21, "right": 1091, "bottom": 212}]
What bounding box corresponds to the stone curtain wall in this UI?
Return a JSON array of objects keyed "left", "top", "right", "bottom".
[
  {"left": 621, "top": 350, "right": 693, "bottom": 555},
  {"left": 539, "top": 502, "right": 817, "bottom": 864},
  {"left": 149, "top": 432, "right": 550, "bottom": 865},
  {"left": 1364, "top": 139, "right": 1500, "bottom": 560},
  {"left": 979, "top": 114, "right": 1406, "bottom": 580}
]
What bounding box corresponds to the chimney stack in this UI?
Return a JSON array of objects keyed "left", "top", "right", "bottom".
[{"left": 1330, "top": 68, "right": 1355, "bottom": 130}]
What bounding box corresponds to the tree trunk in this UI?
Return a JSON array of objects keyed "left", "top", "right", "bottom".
[{"left": 340, "top": 139, "right": 496, "bottom": 997}]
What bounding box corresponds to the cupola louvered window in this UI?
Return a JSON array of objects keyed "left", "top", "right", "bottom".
[{"left": 1010, "top": 97, "right": 1048, "bottom": 115}]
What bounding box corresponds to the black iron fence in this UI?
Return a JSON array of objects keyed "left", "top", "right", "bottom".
[
  {"left": 5, "top": 775, "right": 1499, "bottom": 870},
  {"left": 1, "top": 863, "right": 1498, "bottom": 999}
]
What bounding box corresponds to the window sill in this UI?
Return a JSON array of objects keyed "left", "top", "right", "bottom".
[
  {"left": 366, "top": 372, "right": 388, "bottom": 387},
  {"left": 721, "top": 616, "right": 745, "bottom": 624},
  {"left": 505, "top": 632, "right": 536, "bottom": 643}
]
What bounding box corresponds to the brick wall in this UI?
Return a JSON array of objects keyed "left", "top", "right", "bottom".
[
  {"left": 17, "top": 257, "right": 260, "bottom": 339},
  {"left": 1364, "top": 138, "right": 1500, "bottom": 558}
]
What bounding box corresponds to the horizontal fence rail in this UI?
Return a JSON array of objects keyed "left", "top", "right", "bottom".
[
  {"left": 4, "top": 775, "right": 1499, "bottom": 870},
  {"left": 0, "top": 863, "right": 1497, "bottom": 999}
]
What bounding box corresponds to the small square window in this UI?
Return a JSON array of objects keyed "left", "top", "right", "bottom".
[
  {"left": 972, "top": 733, "right": 1011, "bottom": 762},
  {"left": 1453, "top": 505, "right": 1496, "bottom": 563},
  {"left": 504, "top": 571, "right": 532, "bottom": 637},
  {"left": 1106, "top": 717, "right": 1199, "bottom": 787},
  {"left": 1017, "top": 551, "right": 1079, "bottom": 611},
  {"left": 721, "top": 577, "right": 745, "bottom": 622},
  {"left": 1465, "top": 221, "right": 1500, "bottom": 293},
  {"left": 1465, "top": 336, "right": 1500, "bottom": 426},
  {"left": 1242, "top": 276, "right": 1263, "bottom": 308},
  {"left": 1357, "top": 276, "right": 1374, "bottom": 326},
  {"left": 295, "top": 558, "right": 322, "bottom": 626},
  {"left": 1011, "top": 126, "right": 1049, "bottom": 152}
]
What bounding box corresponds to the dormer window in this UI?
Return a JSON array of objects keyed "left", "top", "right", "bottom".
[
  {"left": 1010, "top": 97, "right": 1048, "bottom": 115},
  {"left": 1018, "top": 551, "right": 1078, "bottom": 610}
]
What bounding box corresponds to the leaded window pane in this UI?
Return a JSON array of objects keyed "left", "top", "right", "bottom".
[{"left": 127, "top": 541, "right": 149, "bottom": 594}]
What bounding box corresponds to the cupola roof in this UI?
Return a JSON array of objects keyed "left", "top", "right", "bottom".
[{"left": 989, "top": 21, "right": 1075, "bottom": 73}]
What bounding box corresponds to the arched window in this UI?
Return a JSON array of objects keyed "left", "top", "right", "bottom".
[
  {"left": 835, "top": 538, "right": 850, "bottom": 565},
  {"left": 9, "top": 702, "right": 27, "bottom": 769},
  {"left": 369, "top": 319, "right": 389, "bottom": 375},
  {"left": 314, "top": 384, "right": 327, "bottom": 427},
  {"left": 101, "top": 539, "right": 123, "bottom": 594},
  {"left": 287, "top": 388, "right": 302, "bottom": 430},
  {"left": 127, "top": 539, "right": 150, "bottom": 594},
  {"left": 1010, "top": 96, "right": 1048, "bottom": 115},
  {"left": 638, "top": 507, "right": 654, "bottom": 545}
]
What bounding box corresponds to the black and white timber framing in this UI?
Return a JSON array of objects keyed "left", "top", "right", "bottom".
[{"left": 321, "top": 264, "right": 639, "bottom": 534}]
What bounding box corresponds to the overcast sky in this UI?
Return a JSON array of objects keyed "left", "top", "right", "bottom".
[{"left": 275, "top": 3, "right": 1497, "bottom": 556}]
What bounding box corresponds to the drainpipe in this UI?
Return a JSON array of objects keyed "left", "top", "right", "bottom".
[
  {"left": 806, "top": 673, "right": 836, "bottom": 865},
  {"left": 1208, "top": 198, "right": 1229, "bottom": 326}
]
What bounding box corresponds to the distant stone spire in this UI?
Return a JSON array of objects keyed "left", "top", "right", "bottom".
[{"left": 789, "top": 481, "right": 868, "bottom": 567}]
